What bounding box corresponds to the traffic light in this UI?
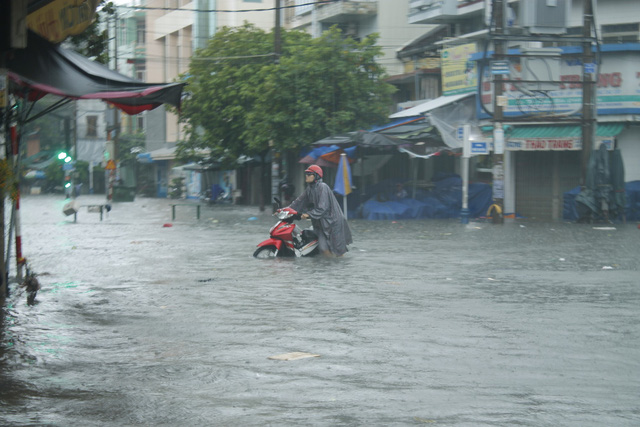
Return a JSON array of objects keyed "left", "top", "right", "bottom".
[
  {"left": 64, "top": 175, "right": 72, "bottom": 189},
  {"left": 58, "top": 151, "right": 72, "bottom": 163}
]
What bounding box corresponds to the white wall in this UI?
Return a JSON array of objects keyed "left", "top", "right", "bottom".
[
  {"left": 568, "top": 0, "right": 640, "bottom": 29},
  {"left": 376, "top": 0, "right": 434, "bottom": 76},
  {"left": 75, "top": 99, "right": 108, "bottom": 164},
  {"left": 617, "top": 126, "right": 640, "bottom": 182}
]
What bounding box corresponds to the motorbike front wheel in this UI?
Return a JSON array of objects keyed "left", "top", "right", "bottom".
[{"left": 253, "top": 246, "right": 278, "bottom": 258}]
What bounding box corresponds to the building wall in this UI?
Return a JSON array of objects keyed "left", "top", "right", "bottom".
[
  {"left": 285, "top": 1, "right": 433, "bottom": 77},
  {"left": 217, "top": 0, "right": 275, "bottom": 30},
  {"left": 568, "top": 0, "right": 639, "bottom": 29},
  {"left": 375, "top": 1, "right": 433, "bottom": 76},
  {"left": 76, "top": 99, "right": 108, "bottom": 164},
  {"left": 146, "top": 0, "right": 276, "bottom": 149},
  {"left": 617, "top": 126, "right": 640, "bottom": 182}
]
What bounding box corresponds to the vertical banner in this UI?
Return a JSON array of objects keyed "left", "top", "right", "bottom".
[
  {"left": 441, "top": 43, "right": 478, "bottom": 96},
  {"left": 0, "top": 70, "right": 7, "bottom": 108},
  {"left": 334, "top": 153, "right": 352, "bottom": 219}
]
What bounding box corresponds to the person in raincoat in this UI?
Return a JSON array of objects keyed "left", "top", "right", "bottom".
[{"left": 288, "top": 165, "right": 353, "bottom": 257}]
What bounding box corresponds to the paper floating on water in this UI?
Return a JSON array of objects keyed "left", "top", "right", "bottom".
[
  {"left": 593, "top": 227, "right": 616, "bottom": 230},
  {"left": 268, "top": 352, "right": 320, "bottom": 361}
]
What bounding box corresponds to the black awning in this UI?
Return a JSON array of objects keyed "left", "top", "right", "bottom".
[{"left": 7, "top": 31, "right": 185, "bottom": 115}]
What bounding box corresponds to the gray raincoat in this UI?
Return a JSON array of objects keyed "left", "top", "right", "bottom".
[{"left": 289, "top": 179, "right": 353, "bottom": 256}]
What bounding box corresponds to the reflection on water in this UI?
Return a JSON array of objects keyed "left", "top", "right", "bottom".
[{"left": 2, "top": 195, "right": 639, "bottom": 426}]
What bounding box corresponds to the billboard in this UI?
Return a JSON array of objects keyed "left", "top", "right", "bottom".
[
  {"left": 441, "top": 43, "right": 478, "bottom": 96},
  {"left": 27, "top": 0, "right": 100, "bottom": 44}
]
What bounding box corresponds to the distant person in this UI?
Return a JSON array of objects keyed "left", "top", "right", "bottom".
[
  {"left": 395, "top": 183, "right": 408, "bottom": 200},
  {"left": 287, "top": 165, "right": 352, "bottom": 257}
]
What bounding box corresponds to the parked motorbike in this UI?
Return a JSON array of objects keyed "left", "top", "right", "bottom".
[{"left": 253, "top": 198, "right": 319, "bottom": 258}]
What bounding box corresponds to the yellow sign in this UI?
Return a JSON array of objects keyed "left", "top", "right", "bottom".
[
  {"left": 105, "top": 160, "right": 116, "bottom": 170},
  {"left": 27, "top": 0, "right": 100, "bottom": 44},
  {"left": 441, "top": 43, "right": 478, "bottom": 96}
]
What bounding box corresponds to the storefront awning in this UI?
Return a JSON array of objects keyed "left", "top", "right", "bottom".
[
  {"left": 146, "top": 147, "right": 177, "bottom": 161},
  {"left": 7, "top": 31, "right": 186, "bottom": 115},
  {"left": 479, "top": 123, "right": 626, "bottom": 151},
  {"left": 508, "top": 123, "right": 625, "bottom": 139},
  {"left": 389, "top": 92, "right": 474, "bottom": 119}
]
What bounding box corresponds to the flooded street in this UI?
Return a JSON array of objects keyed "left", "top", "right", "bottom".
[{"left": 1, "top": 194, "right": 639, "bottom": 426}]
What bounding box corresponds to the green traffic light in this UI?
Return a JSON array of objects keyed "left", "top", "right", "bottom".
[
  {"left": 58, "top": 152, "right": 67, "bottom": 160},
  {"left": 64, "top": 182, "right": 71, "bottom": 188},
  {"left": 64, "top": 156, "right": 72, "bottom": 163}
]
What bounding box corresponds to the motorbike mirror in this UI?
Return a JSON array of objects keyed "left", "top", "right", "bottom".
[{"left": 273, "top": 197, "right": 282, "bottom": 208}]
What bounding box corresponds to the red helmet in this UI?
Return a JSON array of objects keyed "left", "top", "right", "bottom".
[{"left": 305, "top": 164, "right": 323, "bottom": 178}]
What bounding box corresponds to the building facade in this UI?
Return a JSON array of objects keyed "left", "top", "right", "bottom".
[
  {"left": 283, "top": 0, "right": 436, "bottom": 104},
  {"left": 405, "top": 0, "right": 640, "bottom": 221},
  {"left": 142, "top": 0, "right": 275, "bottom": 198}
]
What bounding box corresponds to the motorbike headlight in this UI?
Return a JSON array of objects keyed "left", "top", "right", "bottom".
[{"left": 276, "top": 211, "right": 290, "bottom": 220}]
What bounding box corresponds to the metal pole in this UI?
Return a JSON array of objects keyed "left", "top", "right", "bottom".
[
  {"left": 460, "top": 125, "right": 470, "bottom": 224},
  {"left": 491, "top": 0, "right": 505, "bottom": 224},
  {"left": 581, "top": 0, "right": 595, "bottom": 185}
]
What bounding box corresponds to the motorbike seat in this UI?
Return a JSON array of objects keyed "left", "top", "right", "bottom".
[{"left": 301, "top": 229, "right": 318, "bottom": 242}]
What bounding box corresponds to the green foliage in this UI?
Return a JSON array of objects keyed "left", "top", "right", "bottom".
[
  {"left": 117, "top": 132, "right": 146, "bottom": 162},
  {"left": 23, "top": 96, "right": 74, "bottom": 153},
  {"left": 169, "top": 177, "right": 184, "bottom": 199},
  {"left": 178, "top": 24, "right": 396, "bottom": 161},
  {"left": 73, "top": 160, "right": 90, "bottom": 184},
  {"left": 67, "top": 1, "right": 115, "bottom": 64}
]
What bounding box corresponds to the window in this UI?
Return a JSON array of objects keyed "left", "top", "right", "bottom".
[
  {"left": 137, "top": 21, "right": 145, "bottom": 44},
  {"left": 86, "top": 116, "right": 98, "bottom": 137}
]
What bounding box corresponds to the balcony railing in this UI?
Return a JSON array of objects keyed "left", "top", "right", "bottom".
[
  {"left": 409, "top": 0, "right": 485, "bottom": 25},
  {"left": 316, "top": 0, "right": 378, "bottom": 23}
]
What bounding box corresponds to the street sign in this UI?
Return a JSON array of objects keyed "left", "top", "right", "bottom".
[
  {"left": 105, "top": 159, "right": 116, "bottom": 170},
  {"left": 62, "top": 162, "right": 74, "bottom": 171},
  {"left": 491, "top": 60, "right": 510, "bottom": 75},
  {"left": 457, "top": 126, "right": 464, "bottom": 140},
  {"left": 471, "top": 141, "right": 489, "bottom": 155},
  {"left": 584, "top": 62, "right": 596, "bottom": 73},
  {"left": 494, "top": 127, "right": 505, "bottom": 155}
]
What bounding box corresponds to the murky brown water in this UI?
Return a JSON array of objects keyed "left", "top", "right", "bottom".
[{"left": 2, "top": 195, "right": 639, "bottom": 426}]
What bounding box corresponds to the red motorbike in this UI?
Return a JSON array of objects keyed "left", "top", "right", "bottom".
[{"left": 253, "top": 199, "right": 319, "bottom": 258}]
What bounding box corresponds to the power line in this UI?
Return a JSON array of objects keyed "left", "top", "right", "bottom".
[{"left": 115, "top": 0, "right": 339, "bottom": 14}]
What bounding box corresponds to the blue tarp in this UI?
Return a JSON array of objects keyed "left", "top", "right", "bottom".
[
  {"left": 563, "top": 180, "right": 640, "bottom": 221},
  {"left": 361, "top": 175, "right": 493, "bottom": 220}
]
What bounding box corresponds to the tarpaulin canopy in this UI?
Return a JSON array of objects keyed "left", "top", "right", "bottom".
[
  {"left": 389, "top": 93, "right": 474, "bottom": 119},
  {"left": 312, "top": 130, "right": 406, "bottom": 147},
  {"left": 7, "top": 31, "right": 185, "bottom": 115}
]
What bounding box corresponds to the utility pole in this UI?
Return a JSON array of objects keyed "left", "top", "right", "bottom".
[
  {"left": 491, "top": 0, "right": 505, "bottom": 224},
  {"left": 108, "top": 11, "right": 120, "bottom": 201},
  {"left": 581, "top": 0, "right": 595, "bottom": 185},
  {"left": 268, "top": 0, "right": 282, "bottom": 212},
  {"left": 274, "top": 0, "right": 281, "bottom": 63}
]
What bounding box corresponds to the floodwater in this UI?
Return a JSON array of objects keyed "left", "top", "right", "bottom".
[{"left": 1, "top": 194, "right": 639, "bottom": 426}]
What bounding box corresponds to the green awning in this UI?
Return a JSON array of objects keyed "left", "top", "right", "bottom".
[
  {"left": 510, "top": 123, "right": 625, "bottom": 138},
  {"left": 482, "top": 123, "right": 625, "bottom": 138}
]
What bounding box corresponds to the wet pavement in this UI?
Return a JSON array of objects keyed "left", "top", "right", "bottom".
[{"left": 1, "top": 194, "right": 639, "bottom": 426}]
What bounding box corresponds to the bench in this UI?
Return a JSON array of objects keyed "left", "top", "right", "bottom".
[
  {"left": 170, "top": 204, "right": 202, "bottom": 220},
  {"left": 73, "top": 204, "right": 110, "bottom": 222}
]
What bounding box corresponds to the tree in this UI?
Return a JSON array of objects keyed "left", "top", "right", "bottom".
[
  {"left": 178, "top": 24, "right": 396, "bottom": 162},
  {"left": 66, "top": 1, "right": 115, "bottom": 64}
]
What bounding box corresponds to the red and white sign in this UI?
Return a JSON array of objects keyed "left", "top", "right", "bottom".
[{"left": 507, "top": 138, "right": 581, "bottom": 151}]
